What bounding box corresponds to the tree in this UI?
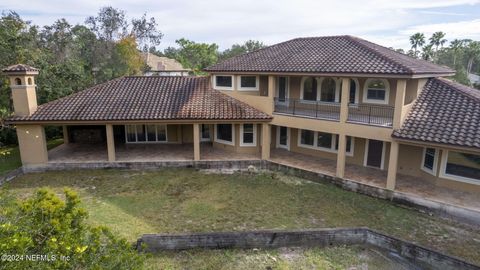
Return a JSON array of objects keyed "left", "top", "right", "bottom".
[
  {"left": 85, "top": 6, "right": 127, "bottom": 42},
  {"left": 0, "top": 188, "right": 145, "bottom": 269},
  {"left": 449, "top": 39, "right": 465, "bottom": 66},
  {"left": 164, "top": 38, "right": 219, "bottom": 74},
  {"left": 421, "top": 44, "right": 434, "bottom": 61},
  {"left": 219, "top": 40, "right": 266, "bottom": 61},
  {"left": 114, "top": 35, "right": 144, "bottom": 76},
  {"left": 429, "top": 31, "right": 447, "bottom": 63},
  {"left": 409, "top": 33, "right": 425, "bottom": 58},
  {"left": 130, "top": 13, "right": 163, "bottom": 52},
  {"left": 466, "top": 41, "right": 480, "bottom": 74}
]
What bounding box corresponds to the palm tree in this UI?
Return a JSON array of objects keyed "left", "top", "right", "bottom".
[
  {"left": 422, "top": 44, "right": 434, "bottom": 61},
  {"left": 429, "top": 31, "right": 447, "bottom": 63},
  {"left": 449, "top": 39, "right": 464, "bottom": 66},
  {"left": 410, "top": 33, "right": 425, "bottom": 58},
  {"left": 466, "top": 41, "right": 480, "bottom": 74}
]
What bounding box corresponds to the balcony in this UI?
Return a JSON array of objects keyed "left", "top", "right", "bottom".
[
  {"left": 274, "top": 98, "right": 394, "bottom": 127},
  {"left": 274, "top": 98, "right": 340, "bottom": 121},
  {"left": 347, "top": 104, "right": 394, "bottom": 127}
]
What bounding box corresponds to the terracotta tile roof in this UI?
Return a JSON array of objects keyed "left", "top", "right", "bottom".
[
  {"left": 393, "top": 78, "right": 480, "bottom": 150},
  {"left": 2, "top": 64, "right": 39, "bottom": 73},
  {"left": 205, "top": 36, "right": 454, "bottom": 76},
  {"left": 7, "top": 76, "right": 271, "bottom": 122}
]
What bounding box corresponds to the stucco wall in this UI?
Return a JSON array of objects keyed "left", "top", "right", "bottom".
[{"left": 212, "top": 123, "right": 262, "bottom": 154}]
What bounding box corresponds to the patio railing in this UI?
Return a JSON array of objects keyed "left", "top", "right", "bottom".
[
  {"left": 347, "top": 104, "right": 394, "bottom": 127},
  {"left": 274, "top": 98, "right": 340, "bottom": 121}
]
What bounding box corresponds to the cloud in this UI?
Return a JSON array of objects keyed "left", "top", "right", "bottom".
[{"left": 2, "top": 0, "right": 480, "bottom": 50}]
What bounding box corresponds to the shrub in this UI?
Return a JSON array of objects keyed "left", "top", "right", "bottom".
[{"left": 0, "top": 188, "right": 145, "bottom": 270}]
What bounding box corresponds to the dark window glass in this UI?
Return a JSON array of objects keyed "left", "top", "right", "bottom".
[
  {"left": 300, "top": 130, "right": 314, "bottom": 146},
  {"left": 157, "top": 125, "right": 167, "bottom": 141},
  {"left": 242, "top": 124, "right": 254, "bottom": 144},
  {"left": 367, "top": 89, "right": 386, "bottom": 100},
  {"left": 320, "top": 78, "right": 336, "bottom": 102},
  {"left": 445, "top": 151, "right": 480, "bottom": 180},
  {"left": 146, "top": 125, "right": 156, "bottom": 141},
  {"left": 240, "top": 76, "right": 257, "bottom": 88},
  {"left": 317, "top": 132, "right": 332, "bottom": 149},
  {"left": 349, "top": 79, "right": 356, "bottom": 104},
  {"left": 335, "top": 135, "right": 352, "bottom": 152},
  {"left": 136, "top": 125, "right": 146, "bottom": 141},
  {"left": 201, "top": 124, "right": 210, "bottom": 139},
  {"left": 279, "top": 126, "right": 288, "bottom": 145},
  {"left": 217, "top": 124, "right": 232, "bottom": 142},
  {"left": 278, "top": 77, "right": 287, "bottom": 101},
  {"left": 126, "top": 125, "right": 136, "bottom": 142},
  {"left": 302, "top": 77, "right": 317, "bottom": 101},
  {"left": 423, "top": 148, "right": 436, "bottom": 170},
  {"left": 216, "top": 76, "right": 232, "bottom": 87}
]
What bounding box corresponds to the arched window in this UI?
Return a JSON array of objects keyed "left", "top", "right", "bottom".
[
  {"left": 320, "top": 78, "right": 337, "bottom": 102},
  {"left": 301, "top": 77, "right": 317, "bottom": 101},
  {"left": 339, "top": 79, "right": 359, "bottom": 104},
  {"left": 14, "top": 78, "right": 22, "bottom": 85},
  {"left": 363, "top": 79, "right": 390, "bottom": 104},
  {"left": 27, "top": 78, "right": 33, "bottom": 85}
]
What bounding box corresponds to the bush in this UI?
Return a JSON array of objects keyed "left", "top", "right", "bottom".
[
  {"left": 0, "top": 127, "right": 17, "bottom": 146},
  {"left": 0, "top": 188, "right": 145, "bottom": 270}
]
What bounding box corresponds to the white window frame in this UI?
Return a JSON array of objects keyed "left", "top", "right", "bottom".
[
  {"left": 363, "top": 139, "right": 386, "bottom": 170},
  {"left": 214, "top": 124, "right": 235, "bottom": 146},
  {"left": 276, "top": 76, "right": 290, "bottom": 103},
  {"left": 318, "top": 77, "right": 341, "bottom": 103},
  {"left": 200, "top": 124, "right": 211, "bottom": 142},
  {"left": 213, "top": 75, "right": 234, "bottom": 90},
  {"left": 240, "top": 123, "right": 257, "bottom": 147},
  {"left": 237, "top": 75, "right": 259, "bottom": 91},
  {"left": 125, "top": 124, "right": 168, "bottom": 143},
  {"left": 297, "top": 129, "right": 353, "bottom": 156},
  {"left": 300, "top": 77, "right": 319, "bottom": 103},
  {"left": 439, "top": 150, "right": 480, "bottom": 185},
  {"left": 420, "top": 147, "right": 438, "bottom": 176},
  {"left": 362, "top": 78, "right": 390, "bottom": 105},
  {"left": 276, "top": 126, "right": 290, "bottom": 150}
]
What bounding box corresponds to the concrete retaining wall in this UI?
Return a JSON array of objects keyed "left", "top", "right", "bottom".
[{"left": 138, "top": 228, "right": 480, "bottom": 270}]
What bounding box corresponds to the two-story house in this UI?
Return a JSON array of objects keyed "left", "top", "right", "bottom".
[{"left": 4, "top": 36, "right": 480, "bottom": 199}]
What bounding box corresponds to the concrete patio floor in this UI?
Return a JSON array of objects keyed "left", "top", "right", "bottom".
[
  {"left": 48, "top": 143, "right": 260, "bottom": 163},
  {"left": 270, "top": 148, "right": 480, "bottom": 212}
]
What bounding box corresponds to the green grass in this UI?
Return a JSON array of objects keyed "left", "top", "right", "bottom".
[
  {"left": 0, "top": 139, "right": 63, "bottom": 175},
  {"left": 4, "top": 169, "right": 480, "bottom": 268}
]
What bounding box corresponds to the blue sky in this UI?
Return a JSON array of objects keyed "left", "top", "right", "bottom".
[{"left": 2, "top": 0, "right": 480, "bottom": 50}]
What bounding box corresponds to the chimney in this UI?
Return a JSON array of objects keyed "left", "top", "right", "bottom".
[{"left": 2, "top": 64, "right": 39, "bottom": 116}]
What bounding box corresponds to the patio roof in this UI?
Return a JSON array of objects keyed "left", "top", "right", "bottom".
[{"left": 7, "top": 76, "right": 272, "bottom": 123}]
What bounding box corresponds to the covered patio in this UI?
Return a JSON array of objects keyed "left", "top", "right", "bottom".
[
  {"left": 270, "top": 148, "right": 480, "bottom": 211},
  {"left": 48, "top": 142, "right": 261, "bottom": 163}
]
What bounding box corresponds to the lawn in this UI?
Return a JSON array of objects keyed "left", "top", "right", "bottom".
[
  {"left": 0, "top": 139, "right": 63, "bottom": 175},
  {"left": 4, "top": 168, "right": 480, "bottom": 268}
]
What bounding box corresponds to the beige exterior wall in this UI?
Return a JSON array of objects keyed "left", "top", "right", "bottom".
[
  {"left": 212, "top": 123, "right": 262, "bottom": 154},
  {"left": 16, "top": 125, "right": 48, "bottom": 166}
]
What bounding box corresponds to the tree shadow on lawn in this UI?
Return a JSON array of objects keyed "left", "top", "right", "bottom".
[{"left": 5, "top": 168, "right": 480, "bottom": 265}]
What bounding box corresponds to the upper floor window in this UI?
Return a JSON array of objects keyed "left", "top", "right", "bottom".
[
  {"left": 277, "top": 76, "right": 289, "bottom": 102},
  {"left": 214, "top": 75, "right": 233, "bottom": 90},
  {"left": 363, "top": 79, "right": 390, "bottom": 104},
  {"left": 340, "top": 79, "right": 359, "bottom": 104},
  {"left": 301, "top": 77, "right": 317, "bottom": 101},
  {"left": 238, "top": 75, "right": 259, "bottom": 91},
  {"left": 320, "top": 78, "right": 338, "bottom": 102}
]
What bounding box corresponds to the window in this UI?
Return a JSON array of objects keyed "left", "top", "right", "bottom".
[
  {"left": 238, "top": 75, "right": 258, "bottom": 90},
  {"left": 27, "top": 78, "right": 33, "bottom": 85},
  {"left": 300, "top": 130, "right": 315, "bottom": 146},
  {"left": 298, "top": 129, "right": 354, "bottom": 155},
  {"left": 201, "top": 124, "right": 211, "bottom": 141},
  {"left": 277, "top": 77, "right": 289, "bottom": 102},
  {"left": 125, "top": 125, "right": 167, "bottom": 143},
  {"left": 421, "top": 148, "right": 438, "bottom": 175},
  {"left": 441, "top": 151, "right": 480, "bottom": 184},
  {"left": 363, "top": 79, "right": 389, "bottom": 104},
  {"left": 301, "top": 77, "right": 317, "bottom": 101},
  {"left": 215, "top": 124, "right": 234, "bottom": 145},
  {"left": 317, "top": 132, "right": 333, "bottom": 149},
  {"left": 14, "top": 78, "right": 21, "bottom": 85},
  {"left": 214, "top": 75, "right": 233, "bottom": 90},
  {"left": 320, "top": 78, "right": 337, "bottom": 102},
  {"left": 339, "top": 79, "right": 359, "bottom": 104},
  {"left": 276, "top": 126, "right": 289, "bottom": 149},
  {"left": 240, "top": 124, "right": 256, "bottom": 146}
]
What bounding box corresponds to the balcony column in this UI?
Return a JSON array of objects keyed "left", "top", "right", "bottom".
[
  {"left": 386, "top": 141, "right": 399, "bottom": 190},
  {"left": 267, "top": 76, "right": 276, "bottom": 114},
  {"left": 393, "top": 79, "right": 407, "bottom": 129},
  {"left": 193, "top": 123, "right": 201, "bottom": 161},
  {"left": 261, "top": 123, "right": 271, "bottom": 160},
  {"left": 62, "top": 125, "right": 69, "bottom": 144},
  {"left": 106, "top": 124, "right": 115, "bottom": 162},
  {"left": 339, "top": 78, "right": 350, "bottom": 123},
  {"left": 336, "top": 134, "right": 347, "bottom": 178}
]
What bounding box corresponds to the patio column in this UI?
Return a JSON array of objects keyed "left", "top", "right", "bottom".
[
  {"left": 62, "top": 125, "right": 69, "bottom": 144},
  {"left": 393, "top": 79, "right": 406, "bottom": 129},
  {"left": 16, "top": 125, "right": 48, "bottom": 166},
  {"left": 340, "top": 78, "right": 350, "bottom": 123},
  {"left": 261, "top": 123, "right": 271, "bottom": 160},
  {"left": 267, "top": 76, "right": 276, "bottom": 114},
  {"left": 106, "top": 124, "right": 115, "bottom": 162},
  {"left": 386, "top": 141, "right": 399, "bottom": 190},
  {"left": 193, "top": 123, "right": 201, "bottom": 161},
  {"left": 336, "top": 134, "right": 347, "bottom": 178}
]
